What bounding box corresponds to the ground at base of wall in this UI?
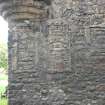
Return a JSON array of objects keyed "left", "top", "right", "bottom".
[{"left": 0, "top": 98, "right": 8, "bottom": 105}]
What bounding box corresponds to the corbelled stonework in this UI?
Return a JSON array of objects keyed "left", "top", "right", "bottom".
[{"left": 0, "top": 0, "right": 105, "bottom": 105}]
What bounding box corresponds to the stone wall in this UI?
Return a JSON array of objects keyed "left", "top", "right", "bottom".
[
  {"left": 46, "top": 0, "right": 105, "bottom": 104},
  {"left": 0, "top": 0, "right": 105, "bottom": 105}
]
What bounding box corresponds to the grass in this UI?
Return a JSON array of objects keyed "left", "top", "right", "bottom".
[
  {"left": 0, "top": 74, "right": 8, "bottom": 105},
  {"left": 0, "top": 98, "right": 8, "bottom": 105},
  {"left": 0, "top": 74, "right": 8, "bottom": 94}
]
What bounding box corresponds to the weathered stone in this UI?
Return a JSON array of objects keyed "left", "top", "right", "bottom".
[{"left": 0, "top": 0, "right": 105, "bottom": 105}]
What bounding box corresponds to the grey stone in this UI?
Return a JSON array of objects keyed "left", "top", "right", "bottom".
[{"left": 0, "top": 0, "right": 105, "bottom": 105}]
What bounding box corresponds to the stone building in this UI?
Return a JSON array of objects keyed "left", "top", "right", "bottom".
[{"left": 0, "top": 0, "right": 105, "bottom": 105}]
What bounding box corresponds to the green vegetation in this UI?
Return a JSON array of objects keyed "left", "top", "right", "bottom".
[
  {"left": 0, "top": 74, "right": 8, "bottom": 105},
  {"left": 0, "top": 74, "right": 8, "bottom": 80},
  {"left": 0, "top": 42, "right": 8, "bottom": 105},
  {"left": 0, "top": 98, "right": 8, "bottom": 105},
  {"left": 0, "top": 74, "right": 8, "bottom": 94},
  {"left": 0, "top": 43, "right": 8, "bottom": 70}
]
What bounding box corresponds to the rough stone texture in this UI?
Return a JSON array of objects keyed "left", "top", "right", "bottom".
[{"left": 0, "top": 0, "right": 105, "bottom": 105}]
